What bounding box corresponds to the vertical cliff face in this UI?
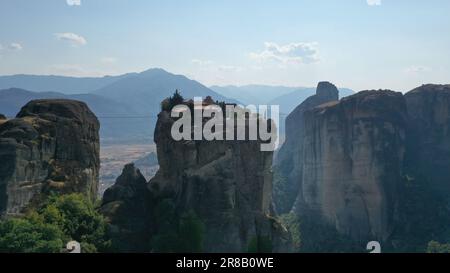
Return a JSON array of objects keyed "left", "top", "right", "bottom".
[
  {"left": 404, "top": 84, "right": 450, "bottom": 194},
  {"left": 295, "top": 90, "right": 407, "bottom": 242},
  {"left": 147, "top": 109, "right": 291, "bottom": 252},
  {"left": 0, "top": 99, "right": 100, "bottom": 216},
  {"left": 274, "top": 82, "right": 339, "bottom": 213}
]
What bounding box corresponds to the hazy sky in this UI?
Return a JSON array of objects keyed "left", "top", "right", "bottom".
[{"left": 0, "top": 0, "right": 449, "bottom": 91}]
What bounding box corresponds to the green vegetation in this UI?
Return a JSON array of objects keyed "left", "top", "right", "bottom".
[
  {"left": 0, "top": 193, "right": 111, "bottom": 253},
  {"left": 427, "top": 241, "right": 450, "bottom": 253},
  {"left": 161, "top": 89, "right": 185, "bottom": 111},
  {"left": 151, "top": 198, "right": 205, "bottom": 253},
  {"left": 247, "top": 236, "right": 273, "bottom": 253},
  {"left": 0, "top": 216, "right": 64, "bottom": 253},
  {"left": 272, "top": 165, "right": 298, "bottom": 214},
  {"left": 279, "top": 213, "right": 301, "bottom": 252},
  {"left": 389, "top": 175, "right": 450, "bottom": 252}
]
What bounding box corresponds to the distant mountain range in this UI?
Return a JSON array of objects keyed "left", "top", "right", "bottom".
[
  {"left": 0, "top": 68, "right": 354, "bottom": 142},
  {"left": 0, "top": 73, "right": 132, "bottom": 94},
  {"left": 210, "top": 85, "right": 298, "bottom": 105},
  {"left": 0, "top": 69, "right": 235, "bottom": 142},
  {"left": 211, "top": 85, "right": 354, "bottom": 114},
  {"left": 211, "top": 84, "right": 354, "bottom": 137}
]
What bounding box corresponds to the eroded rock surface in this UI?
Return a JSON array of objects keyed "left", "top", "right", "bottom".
[
  {"left": 0, "top": 99, "right": 99, "bottom": 216},
  {"left": 148, "top": 110, "right": 291, "bottom": 252},
  {"left": 274, "top": 82, "right": 339, "bottom": 213},
  {"left": 101, "top": 163, "right": 152, "bottom": 252},
  {"left": 295, "top": 90, "right": 407, "bottom": 242}
]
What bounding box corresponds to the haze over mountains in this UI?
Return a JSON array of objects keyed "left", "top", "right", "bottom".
[
  {"left": 0, "top": 68, "right": 354, "bottom": 142},
  {"left": 0, "top": 74, "right": 132, "bottom": 94},
  {"left": 211, "top": 85, "right": 354, "bottom": 114}
]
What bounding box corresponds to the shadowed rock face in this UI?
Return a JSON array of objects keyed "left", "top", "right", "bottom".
[
  {"left": 148, "top": 109, "right": 291, "bottom": 252},
  {"left": 405, "top": 84, "right": 450, "bottom": 195},
  {"left": 101, "top": 163, "right": 152, "bottom": 252},
  {"left": 294, "top": 90, "right": 407, "bottom": 242},
  {"left": 274, "top": 82, "right": 339, "bottom": 214},
  {"left": 0, "top": 99, "right": 99, "bottom": 216}
]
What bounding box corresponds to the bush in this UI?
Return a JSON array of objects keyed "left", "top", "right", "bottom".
[
  {"left": 0, "top": 216, "right": 64, "bottom": 253},
  {"left": 427, "top": 241, "right": 450, "bottom": 253},
  {"left": 279, "top": 213, "right": 301, "bottom": 251},
  {"left": 247, "top": 236, "right": 273, "bottom": 253},
  {"left": 0, "top": 193, "right": 111, "bottom": 253},
  {"left": 162, "top": 90, "right": 185, "bottom": 111},
  {"left": 39, "top": 193, "right": 111, "bottom": 252},
  {"left": 151, "top": 199, "right": 205, "bottom": 253}
]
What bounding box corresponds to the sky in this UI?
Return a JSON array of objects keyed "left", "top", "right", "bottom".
[{"left": 0, "top": 0, "right": 449, "bottom": 92}]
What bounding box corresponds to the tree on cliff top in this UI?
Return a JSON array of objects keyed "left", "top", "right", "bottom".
[{"left": 161, "top": 89, "right": 185, "bottom": 111}]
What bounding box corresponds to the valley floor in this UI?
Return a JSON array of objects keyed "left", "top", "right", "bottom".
[{"left": 99, "top": 143, "right": 158, "bottom": 194}]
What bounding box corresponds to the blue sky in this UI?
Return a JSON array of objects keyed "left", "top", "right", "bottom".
[{"left": 0, "top": 0, "right": 449, "bottom": 91}]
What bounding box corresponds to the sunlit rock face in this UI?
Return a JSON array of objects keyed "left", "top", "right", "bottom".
[
  {"left": 294, "top": 90, "right": 407, "bottom": 242},
  {"left": 274, "top": 82, "right": 339, "bottom": 214},
  {"left": 0, "top": 99, "right": 99, "bottom": 216}
]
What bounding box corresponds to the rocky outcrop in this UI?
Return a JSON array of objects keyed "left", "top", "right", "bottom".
[
  {"left": 404, "top": 84, "right": 450, "bottom": 194},
  {"left": 0, "top": 99, "right": 100, "bottom": 216},
  {"left": 146, "top": 107, "right": 291, "bottom": 252},
  {"left": 274, "top": 82, "right": 339, "bottom": 213},
  {"left": 0, "top": 114, "right": 6, "bottom": 126},
  {"left": 291, "top": 90, "right": 407, "bottom": 244},
  {"left": 101, "top": 163, "right": 152, "bottom": 252}
]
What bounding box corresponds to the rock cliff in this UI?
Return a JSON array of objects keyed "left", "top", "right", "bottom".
[
  {"left": 101, "top": 163, "right": 152, "bottom": 252},
  {"left": 294, "top": 90, "right": 407, "bottom": 243},
  {"left": 0, "top": 99, "right": 100, "bottom": 216},
  {"left": 404, "top": 84, "right": 450, "bottom": 195},
  {"left": 148, "top": 109, "right": 291, "bottom": 252},
  {"left": 274, "top": 82, "right": 339, "bottom": 213}
]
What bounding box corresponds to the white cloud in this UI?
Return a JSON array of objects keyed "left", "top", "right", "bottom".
[
  {"left": 218, "top": 65, "right": 243, "bottom": 72},
  {"left": 0, "top": 42, "right": 23, "bottom": 53},
  {"left": 54, "top": 32, "right": 87, "bottom": 46},
  {"left": 8, "top": 43, "right": 23, "bottom": 51},
  {"left": 50, "top": 64, "right": 110, "bottom": 77},
  {"left": 101, "top": 57, "right": 118, "bottom": 64},
  {"left": 250, "top": 42, "right": 319, "bottom": 64},
  {"left": 191, "top": 59, "right": 213, "bottom": 66},
  {"left": 66, "top": 0, "right": 81, "bottom": 6},
  {"left": 405, "top": 65, "right": 432, "bottom": 74},
  {"left": 367, "top": 0, "right": 381, "bottom": 6}
]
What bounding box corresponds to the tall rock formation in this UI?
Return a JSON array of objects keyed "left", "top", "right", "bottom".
[
  {"left": 404, "top": 84, "right": 450, "bottom": 195},
  {"left": 0, "top": 99, "right": 100, "bottom": 216},
  {"left": 293, "top": 90, "right": 407, "bottom": 245},
  {"left": 147, "top": 108, "right": 291, "bottom": 252},
  {"left": 274, "top": 82, "right": 339, "bottom": 213},
  {"left": 101, "top": 163, "right": 152, "bottom": 252}
]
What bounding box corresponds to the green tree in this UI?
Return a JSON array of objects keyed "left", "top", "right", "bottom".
[
  {"left": 0, "top": 217, "right": 64, "bottom": 253},
  {"left": 178, "top": 211, "right": 205, "bottom": 253},
  {"left": 247, "top": 236, "right": 273, "bottom": 253},
  {"left": 0, "top": 193, "right": 111, "bottom": 253},
  {"left": 170, "top": 89, "right": 184, "bottom": 106},
  {"left": 427, "top": 241, "right": 450, "bottom": 253},
  {"left": 39, "top": 193, "right": 111, "bottom": 252},
  {"left": 151, "top": 199, "right": 205, "bottom": 253},
  {"left": 279, "top": 213, "right": 301, "bottom": 251}
]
